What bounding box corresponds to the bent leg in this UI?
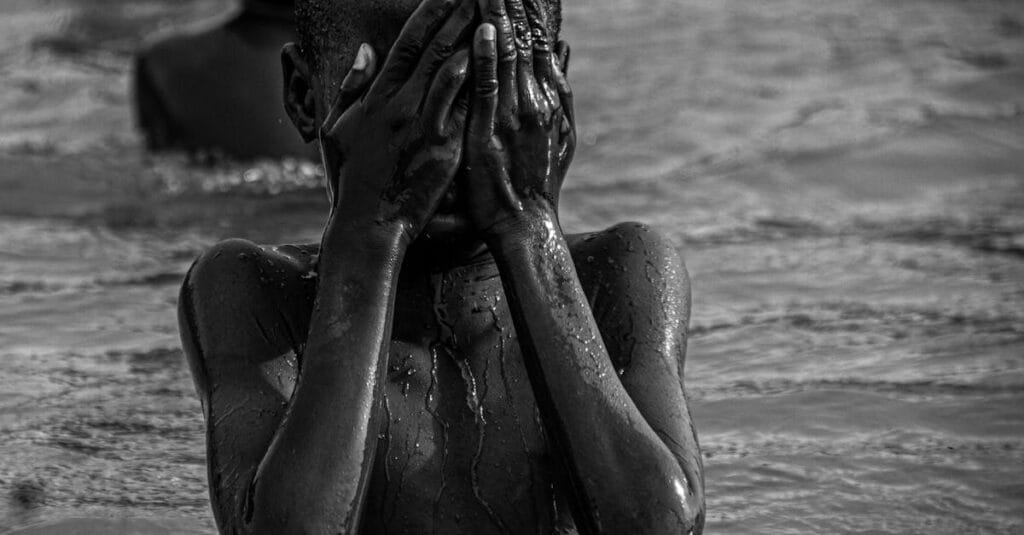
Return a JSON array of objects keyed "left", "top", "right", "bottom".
[{"left": 178, "top": 239, "right": 318, "bottom": 532}]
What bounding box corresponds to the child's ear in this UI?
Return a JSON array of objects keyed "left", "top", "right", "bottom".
[{"left": 281, "top": 43, "right": 317, "bottom": 143}]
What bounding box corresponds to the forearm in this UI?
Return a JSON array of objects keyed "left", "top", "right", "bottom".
[
  {"left": 488, "top": 210, "right": 694, "bottom": 533},
  {"left": 246, "top": 222, "right": 406, "bottom": 533}
]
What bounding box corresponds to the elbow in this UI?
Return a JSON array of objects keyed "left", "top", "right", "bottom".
[
  {"left": 604, "top": 463, "right": 705, "bottom": 534},
  {"left": 245, "top": 501, "right": 323, "bottom": 535},
  {"left": 586, "top": 432, "right": 706, "bottom": 534},
  {"left": 244, "top": 478, "right": 355, "bottom": 535},
  {"left": 666, "top": 472, "right": 706, "bottom": 535},
  {"left": 642, "top": 472, "right": 705, "bottom": 535}
]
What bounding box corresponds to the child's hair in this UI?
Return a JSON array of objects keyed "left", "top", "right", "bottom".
[{"left": 296, "top": 0, "right": 562, "bottom": 74}]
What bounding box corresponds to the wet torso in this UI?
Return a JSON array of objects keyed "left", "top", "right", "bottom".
[
  {"left": 191, "top": 227, "right": 659, "bottom": 533},
  {"left": 358, "top": 257, "right": 577, "bottom": 534}
]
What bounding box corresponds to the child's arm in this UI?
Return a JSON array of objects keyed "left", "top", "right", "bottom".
[
  {"left": 464, "top": 3, "right": 704, "bottom": 532},
  {"left": 243, "top": 1, "right": 476, "bottom": 532}
]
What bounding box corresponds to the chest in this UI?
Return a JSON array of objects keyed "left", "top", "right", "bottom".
[{"left": 359, "top": 266, "right": 573, "bottom": 533}]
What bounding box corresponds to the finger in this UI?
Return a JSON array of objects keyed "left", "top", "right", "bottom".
[
  {"left": 555, "top": 40, "right": 570, "bottom": 77},
  {"left": 322, "top": 43, "right": 378, "bottom": 133},
  {"left": 449, "top": 88, "right": 471, "bottom": 131},
  {"left": 525, "top": 0, "right": 554, "bottom": 84},
  {"left": 422, "top": 48, "right": 471, "bottom": 142},
  {"left": 371, "top": 0, "right": 458, "bottom": 94},
  {"left": 505, "top": 0, "right": 532, "bottom": 76},
  {"left": 408, "top": 0, "right": 476, "bottom": 90},
  {"left": 504, "top": 0, "right": 542, "bottom": 118},
  {"left": 479, "top": 0, "right": 518, "bottom": 125},
  {"left": 526, "top": 0, "right": 560, "bottom": 119},
  {"left": 553, "top": 62, "right": 574, "bottom": 127},
  {"left": 469, "top": 23, "right": 499, "bottom": 140},
  {"left": 467, "top": 24, "right": 519, "bottom": 220}
]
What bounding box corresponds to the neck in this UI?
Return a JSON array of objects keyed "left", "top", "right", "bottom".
[{"left": 404, "top": 233, "right": 491, "bottom": 275}]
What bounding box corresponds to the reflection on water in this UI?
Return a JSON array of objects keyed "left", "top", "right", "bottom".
[{"left": 1, "top": 0, "right": 1023, "bottom": 533}]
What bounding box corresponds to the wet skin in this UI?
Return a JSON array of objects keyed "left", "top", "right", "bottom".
[{"left": 178, "top": 0, "right": 705, "bottom": 533}]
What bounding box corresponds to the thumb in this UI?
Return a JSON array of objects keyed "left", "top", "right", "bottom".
[{"left": 322, "top": 43, "right": 378, "bottom": 133}]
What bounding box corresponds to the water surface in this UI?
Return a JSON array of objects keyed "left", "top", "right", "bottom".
[{"left": 1, "top": 0, "right": 1022, "bottom": 532}]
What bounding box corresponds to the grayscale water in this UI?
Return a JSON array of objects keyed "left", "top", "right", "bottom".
[{"left": 1, "top": 0, "right": 1022, "bottom": 533}]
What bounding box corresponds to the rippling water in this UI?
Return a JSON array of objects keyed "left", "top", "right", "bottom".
[{"left": 1, "top": 0, "right": 1022, "bottom": 533}]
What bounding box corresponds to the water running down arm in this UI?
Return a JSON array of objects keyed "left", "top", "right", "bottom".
[
  {"left": 463, "top": 0, "right": 705, "bottom": 531},
  {"left": 243, "top": 1, "right": 475, "bottom": 531}
]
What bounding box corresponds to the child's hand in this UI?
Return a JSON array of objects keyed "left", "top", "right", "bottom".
[
  {"left": 463, "top": 0, "right": 576, "bottom": 238},
  {"left": 321, "top": 0, "right": 475, "bottom": 245}
]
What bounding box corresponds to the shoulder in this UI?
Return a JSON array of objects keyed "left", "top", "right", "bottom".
[
  {"left": 178, "top": 239, "right": 319, "bottom": 394},
  {"left": 180, "top": 238, "right": 319, "bottom": 326},
  {"left": 567, "top": 222, "right": 691, "bottom": 370},
  {"left": 569, "top": 221, "right": 686, "bottom": 272},
  {"left": 567, "top": 222, "right": 690, "bottom": 306},
  {"left": 179, "top": 239, "right": 319, "bottom": 351},
  {"left": 183, "top": 238, "right": 319, "bottom": 294}
]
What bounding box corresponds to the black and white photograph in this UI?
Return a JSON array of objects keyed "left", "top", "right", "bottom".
[{"left": 1, "top": 0, "right": 1022, "bottom": 533}]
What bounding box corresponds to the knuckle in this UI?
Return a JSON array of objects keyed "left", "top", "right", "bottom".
[
  {"left": 389, "top": 111, "right": 413, "bottom": 131},
  {"left": 428, "top": 42, "right": 454, "bottom": 61},
  {"left": 428, "top": 1, "right": 454, "bottom": 18},
  {"left": 421, "top": 48, "right": 449, "bottom": 72},
  {"left": 486, "top": 0, "right": 506, "bottom": 17},
  {"left": 440, "top": 61, "right": 468, "bottom": 84},
  {"left": 531, "top": 26, "right": 550, "bottom": 45},
  {"left": 428, "top": 126, "right": 448, "bottom": 145},
  {"left": 498, "top": 45, "right": 517, "bottom": 63},
  {"left": 475, "top": 78, "right": 499, "bottom": 96},
  {"left": 512, "top": 20, "right": 533, "bottom": 43},
  {"left": 393, "top": 39, "right": 424, "bottom": 64},
  {"left": 442, "top": 68, "right": 467, "bottom": 88},
  {"left": 475, "top": 54, "right": 498, "bottom": 73}
]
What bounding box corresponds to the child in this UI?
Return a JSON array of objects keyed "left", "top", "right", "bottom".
[{"left": 179, "top": 0, "right": 705, "bottom": 531}]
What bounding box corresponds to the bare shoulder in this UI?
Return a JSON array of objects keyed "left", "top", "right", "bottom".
[
  {"left": 177, "top": 239, "right": 320, "bottom": 531},
  {"left": 183, "top": 238, "right": 319, "bottom": 286},
  {"left": 566, "top": 222, "right": 692, "bottom": 372},
  {"left": 566, "top": 222, "right": 691, "bottom": 315},
  {"left": 180, "top": 238, "right": 319, "bottom": 324},
  {"left": 178, "top": 239, "right": 319, "bottom": 394}
]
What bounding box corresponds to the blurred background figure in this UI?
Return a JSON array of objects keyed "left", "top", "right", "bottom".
[{"left": 134, "top": 0, "right": 315, "bottom": 159}]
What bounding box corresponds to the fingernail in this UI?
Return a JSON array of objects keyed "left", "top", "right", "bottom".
[
  {"left": 353, "top": 43, "right": 370, "bottom": 70},
  {"left": 480, "top": 23, "right": 496, "bottom": 42}
]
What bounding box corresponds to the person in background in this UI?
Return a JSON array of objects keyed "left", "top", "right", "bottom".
[{"left": 134, "top": 0, "right": 317, "bottom": 159}]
